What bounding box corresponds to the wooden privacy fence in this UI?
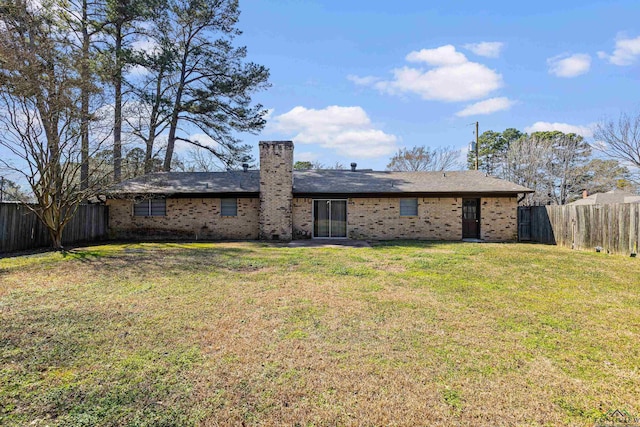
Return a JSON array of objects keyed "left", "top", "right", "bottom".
[
  {"left": 0, "top": 203, "right": 108, "bottom": 253},
  {"left": 518, "top": 204, "right": 640, "bottom": 256}
]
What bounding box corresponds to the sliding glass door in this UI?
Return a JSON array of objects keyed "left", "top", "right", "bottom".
[{"left": 313, "top": 200, "right": 347, "bottom": 238}]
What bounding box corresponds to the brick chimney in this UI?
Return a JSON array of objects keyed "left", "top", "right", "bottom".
[{"left": 258, "top": 141, "right": 294, "bottom": 241}]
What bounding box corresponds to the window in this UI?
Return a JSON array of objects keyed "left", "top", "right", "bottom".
[
  {"left": 400, "top": 198, "right": 418, "bottom": 216},
  {"left": 133, "top": 199, "right": 166, "bottom": 216},
  {"left": 221, "top": 198, "right": 237, "bottom": 216}
]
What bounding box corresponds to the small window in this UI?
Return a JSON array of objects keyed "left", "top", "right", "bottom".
[
  {"left": 133, "top": 199, "right": 166, "bottom": 216},
  {"left": 221, "top": 198, "right": 237, "bottom": 216},
  {"left": 400, "top": 198, "right": 418, "bottom": 216}
]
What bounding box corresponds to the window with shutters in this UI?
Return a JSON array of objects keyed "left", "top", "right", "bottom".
[
  {"left": 400, "top": 198, "right": 418, "bottom": 216},
  {"left": 133, "top": 199, "right": 166, "bottom": 216},
  {"left": 221, "top": 198, "right": 237, "bottom": 216}
]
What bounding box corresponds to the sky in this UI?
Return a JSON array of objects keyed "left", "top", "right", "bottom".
[{"left": 233, "top": 0, "right": 640, "bottom": 170}]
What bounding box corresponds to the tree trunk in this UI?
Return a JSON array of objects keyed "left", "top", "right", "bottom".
[
  {"left": 49, "top": 227, "right": 64, "bottom": 250},
  {"left": 113, "top": 22, "right": 123, "bottom": 182},
  {"left": 80, "top": 0, "right": 90, "bottom": 190},
  {"left": 163, "top": 106, "right": 180, "bottom": 171},
  {"left": 144, "top": 133, "right": 155, "bottom": 173},
  {"left": 144, "top": 69, "right": 164, "bottom": 173},
  {"left": 163, "top": 45, "right": 189, "bottom": 172}
]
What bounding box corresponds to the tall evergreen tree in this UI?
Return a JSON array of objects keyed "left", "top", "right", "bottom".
[
  {"left": 467, "top": 128, "right": 522, "bottom": 175},
  {"left": 154, "top": 0, "right": 270, "bottom": 171},
  {"left": 59, "top": 0, "right": 106, "bottom": 190},
  {"left": 104, "top": 0, "right": 158, "bottom": 181}
]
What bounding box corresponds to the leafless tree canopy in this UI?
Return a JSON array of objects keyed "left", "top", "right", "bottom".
[
  {"left": 502, "top": 132, "right": 594, "bottom": 205},
  {"left": 387, "top": 146, "right": 460, "bottom": 172},
  {"left": 503, "top": 135, "right": 552, "bottom": 205},
  {"left": 0, "top": 0, "right": 111, "bottom": 248},
  {"left": 594, "top": 112, "right": 640, "bottom": 170}
]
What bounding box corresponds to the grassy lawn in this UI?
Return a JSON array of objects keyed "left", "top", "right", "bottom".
[{"left": 1, "top": 241, "right": 639, "bottom": 426}]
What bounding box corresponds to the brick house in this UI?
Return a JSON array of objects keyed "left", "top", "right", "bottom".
[{"left": 106, "top": 140, "right": 533, "bottom": 242}]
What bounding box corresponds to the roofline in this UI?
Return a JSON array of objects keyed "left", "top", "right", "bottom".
[
  {"left": 292, "top": 191, "right": 533, "bottom": 198},
  {"left": 107, "top": 190, "right": 533, "bottom": 199},
  {"left": 107, "top": 192, "right": 259, "bottom": 199}
]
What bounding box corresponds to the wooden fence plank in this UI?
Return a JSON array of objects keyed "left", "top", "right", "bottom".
[
  {"left": 0, "top": 203, "right": 108, "bottom": 253},
  {"left": 520, "top": 204, "right": 640, "bottom": 256}
]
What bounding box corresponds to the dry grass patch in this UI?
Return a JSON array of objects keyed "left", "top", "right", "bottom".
[{"left": 1, "top": 241, "right": 639, "bottom": 426}]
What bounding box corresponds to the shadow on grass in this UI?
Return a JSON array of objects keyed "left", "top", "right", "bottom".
[
  {"left": 58, "top": 242, "right": 269, "bottom": 276},
  {"left": 0, "top": 247, "right": 56, "bottom": 260}
]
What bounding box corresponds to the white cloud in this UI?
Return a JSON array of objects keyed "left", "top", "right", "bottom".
[
  {"left": 352, "top": 45, "right": 503, "bottom": 102},
  {"left": 463, "top": 42, "right": 504, "bottom": 58},
  {"left": 547, "top": 53, "right": 591, "bottom": 78},
  {"left": 598, "top": 35, "right": 640, "bottom": 66},
  {"left": 405, "top": 45, "right": 467, "bottom": 66},
  {"left": 347, "top": 75, "right": 382, "bottom": 86},
  {"left": 125, "top": 64, "right": 151, "bottom": 77},
  {"left": 263, "top": 108, "right": 275, "bottom": 121},
  {"left": 295, "top": 152, "right": 319, "bottom": 162},
  {"left": 525, "top": 121, "right": 594, "bottom": 137},
  {"left": 131, "top": 38, "right": 160, "bottom": 55},
  {"left": 455, "top": 97, "right": 515, "bottom": 117},
  {"left": 270, "top": 106, "right": 398, "bottom": 158}
]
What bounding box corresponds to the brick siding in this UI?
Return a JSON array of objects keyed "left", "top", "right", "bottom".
[
  {"left": 106, "top": 140, "right": 520, "bottom": 242},
  {"left": 480, "top": 196, "right": 518, "bottom": 242},
  {"left": 106, "top": 197, "right": 259, "bottom": 240},
  {"left": 292, "top": 197, "right": 313, "bottom": 239},
  {"left": 292, "top": 196, "right": 518, "bottom": 241},
  {"left": 348, "top": 197, "right": 462, "bottom": 240},
  {"left": 259, "top": 141, "right": 293, "bottom": 240}
]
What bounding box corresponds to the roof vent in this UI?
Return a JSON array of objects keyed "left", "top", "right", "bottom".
[
  {"left": 242, "top": 163, "right": 249, "bottom": 172},
  {"left": 443, "top": 172, "right": 446, "bottom": 177},
  {"left": 350, "top": 162, "right": 357, "bottom": 172}
]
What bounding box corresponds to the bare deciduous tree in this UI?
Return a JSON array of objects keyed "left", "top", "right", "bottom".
[
  {"left": 543, "top": 131, "right": 591, "bottom": 205},
  {"left": 594, "top": 112, "right": 640, "bottom": 171},
  {"left": 503, "top": 131, "right": 592, "bottom": 205},
  {"left": 581, "top": 159, "right": 632, "bottom": 195},
  {"left": 0, "top": 0, "right": 111, "bottom": 249},
  {"left": 503, "top": 134, "right": 553, "bottom": 205},
  {"left": 184, "top": 148, "right": 226, "bottom": 172},
  {"left": 0, "top": 177, "right": 30, "bottom": 202},
  {"left": 387, "top": 146, "right": 460, "bottom": 172}
]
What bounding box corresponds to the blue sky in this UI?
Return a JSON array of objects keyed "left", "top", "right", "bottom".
[{"left": 237, "top": 0, "right": 640, "bottom": 170}]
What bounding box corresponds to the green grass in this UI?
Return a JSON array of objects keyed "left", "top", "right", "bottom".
[{"left": 1, "top": 241, "right": 639, "bottom": 426}]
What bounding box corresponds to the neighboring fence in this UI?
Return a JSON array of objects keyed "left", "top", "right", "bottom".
[
  {"left": 518, "top": 204, "right": 640, "bottom": 256},
  {"left": 0, "top": 203, "right": 108, "bottom": 253}
]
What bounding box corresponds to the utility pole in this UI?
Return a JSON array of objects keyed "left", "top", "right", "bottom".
[{"left": 475, "top": 121, "right": 479, "bottom": 171}]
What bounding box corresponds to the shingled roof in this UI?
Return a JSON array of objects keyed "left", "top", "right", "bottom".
[
  {"left": 107, "top": 169, "right": 532, "bottom": 196},
  {"left": 293, "top": 170, "right": 532, "bottom": 195},
  {"left": 568, "top": 189, "right": 640, "bottom": 205},
  {"left": 107, "top": 171, "right": 260, "bottom": 195}
]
